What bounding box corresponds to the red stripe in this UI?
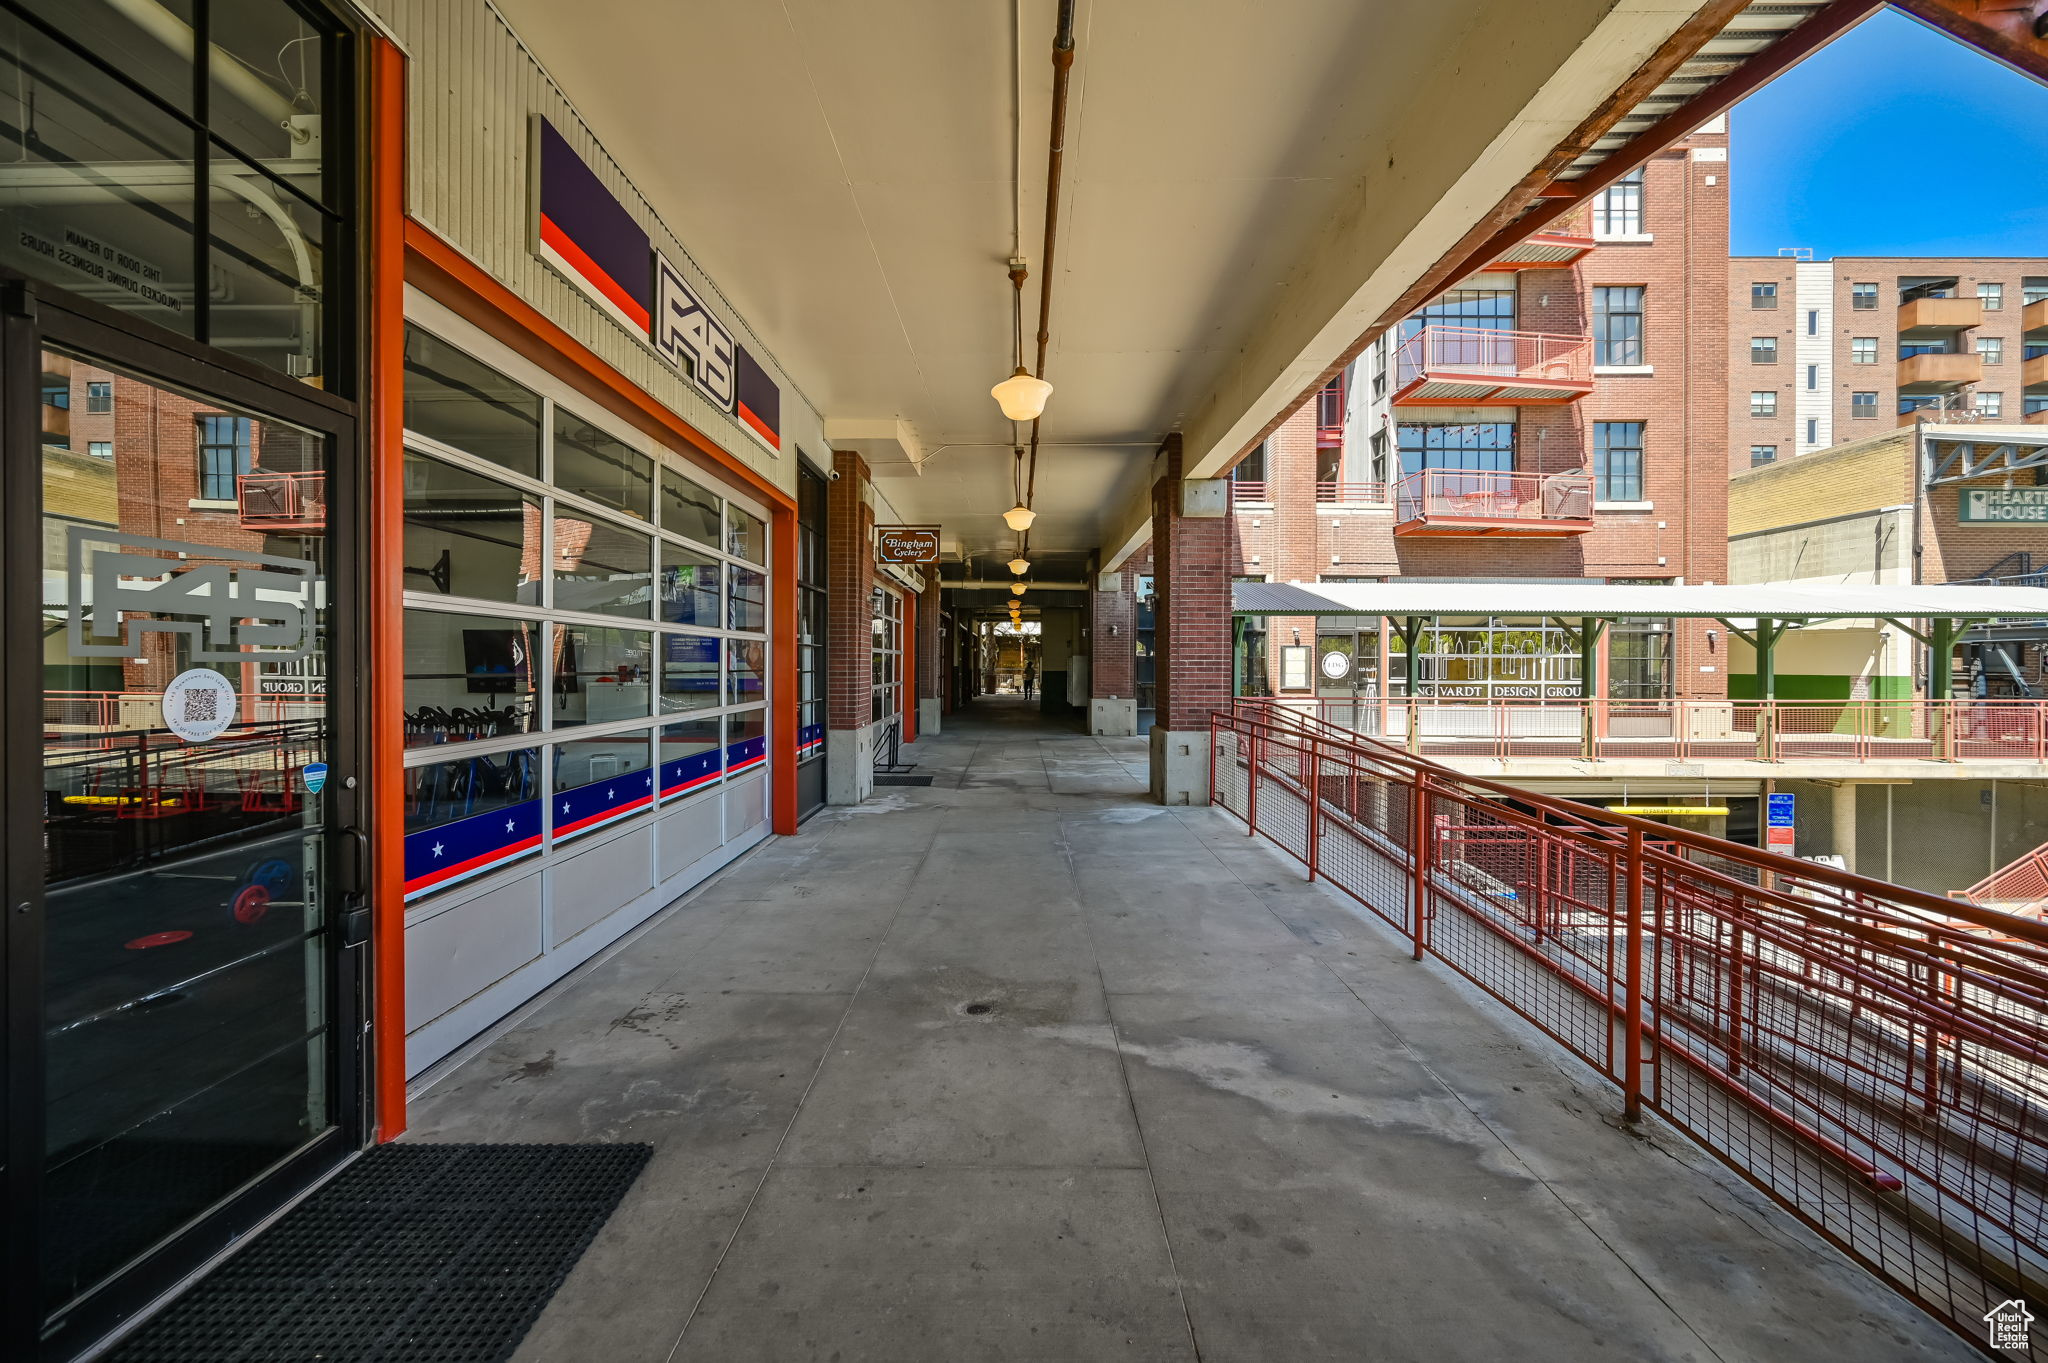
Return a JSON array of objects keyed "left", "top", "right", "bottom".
[
  {"left": 539, "top": 213, "right": 651, "bottom": 332},
  {"left": 663, "top": 771, "right": 722, "bottom": 797},
  {"left": 556, "top": 793, "right": 653, "bottom": 838},
  {"left": 736, "top": 400, "right": 779, "bottom": 448},
  {"left": 728, "top": 754, "right": 767, "bottom": 774},
  {"left": 405, "top": 834, "right": 542, "bottom": 895}
]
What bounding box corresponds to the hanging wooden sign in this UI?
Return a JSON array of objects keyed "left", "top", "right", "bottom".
[{"left": 875, "top": 525, "right": 941, "bottom": 563}]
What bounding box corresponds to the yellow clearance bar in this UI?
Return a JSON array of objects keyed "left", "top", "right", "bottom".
[{"left": 1607, "top": 804, "right": 1731, "bottom": 817}]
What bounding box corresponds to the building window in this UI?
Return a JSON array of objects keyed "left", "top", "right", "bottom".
[
  {"left": 1851, "top": 282, "right": 1878, "bottom": 310},
  {"left": 1750, "top": 391, "right": 1777, "bottom": 417},
  {"left": 1851, "top": 336, "right": 1877, "bottom": 364},
  {"left": 1593, "top": 286, "right": 1644, "bottom": 366},
  {"left": 871, "top": 585, "right": 903, "bottom": 725},
  {"left": 196, "top": 415, "right": 253, "bottom": 500},
  {"left": 88, "top": 440, "right": 114, "bottom": 458},
  {"left": 1593, "top": 422, "right": 1643, "bottom": 502},
  {"left": 1396, "top": 422, "right": 1513, "bottom": 475},
  {"left": 86, "top": 380, "right": 113, "bottom": 413},
  {"left": 1805, "top": 364, "right": 1819, "bottom": 391},
  {"left": 1851, "top": 392, "right": 1877, "bottom": 419},
  {"left": 1368, "top": 428, "right": 1391, "bottom": 485},
  {"left": 1750, "top": 336, "right": 1778, "bottom": 364},
  {"left": 1805, "top": 418, "right": 1818, "bottom": 444},
  {"left": 1751, "top": 281, "right": 1778, "bottom": 309},
  {"left": 1976, "top": 391, "right": 2003, "bottom": 418},
  {"left": 2025, "top": 278, "right": 2048, "bottom": 307},
  {"left": 1979, "top": 282, "right": 2004, "bottom": 310},
  {"left": 1389, "top": 618, "right": 1583, "bottom": 701},
  {"left": 1750, "top": 444, "right": 1777, "bottom": 466},
  {"left": 2027, "top": 396, "right": 2048, "bottom": 416},
  {"left": 1232, "top": 440, "right": 1267, "bottom": 485},
  {"left": 1593, "top": 167, "right": 1644, "bottom": 236},
  {"left": 1977, "top": 335, "right": 2004, "bottom": 365},
  {"left": 1806, "top": 309, "right": 1819, "bottom": 336},
  {"left": 1410, "top": 287, "right": 1516, "bottom": 332}
]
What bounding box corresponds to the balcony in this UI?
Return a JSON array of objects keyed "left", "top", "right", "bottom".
[
  {"left": 1392, "top": 326, "right": 1594, "bottom": 406},
  {"left": 1392, "top": 468, "right": 1593, "bottom": 536},
  {"left": 1228, "top": 478, "right": 1268, "bottom": 505},
  {"left": 1479, "top": 229, "right": 1597, "bottom": 271},
  {"left": 2025, "top": 297, "right": 2048, "bottom": 337},
  {"left": 2025, "top": 352, "right": 2048, "bottom": 391},
  {"left": 1897, "top": 295, "right": 1982, "bottom": 337},
  {"left": 1896, "top": 350, "right": 1981, "bottom": 391},
  {"left": 237, "top": 469, "right": 327, "bottom": 531},
  {"left": 1895, "top": 404, "right": 2004, "bottom": 427},
  {"left": 1314, "top": 480, "right": 1389, "bottom": 505}
]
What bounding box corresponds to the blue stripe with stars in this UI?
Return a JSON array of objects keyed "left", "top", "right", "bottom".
[
  {"left": 554, "top": 768, "right": 657, "bottom": 841},
  {"left": 404, "top": 799, "right": 544, "bottom": 900}
]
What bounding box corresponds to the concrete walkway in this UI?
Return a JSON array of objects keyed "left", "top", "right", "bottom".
[{"left": 407, "top": 698, "right": 1977, "bottom": 1362}]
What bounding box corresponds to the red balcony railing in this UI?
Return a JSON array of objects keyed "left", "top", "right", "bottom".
[
  {"left": 1315, "top": 376, "right": 1345, "bottom": 447},
  {"left": 1393, "top": 325, "right": 1594, "bottom": 405},
  {"left": 1314, "top": 480, "right": 1388, "bottom": 504},
  {"left": 1392, "top": 468, "right": 1592, "bottom": 535},
  {"left": 238, "top": 469, "right": 326, "bottom": 530},
  {"left": 1229, "top": 479, "right": 1268, "bottom": 504},
  {"left": 1479, "top": 230, "right": 1597, "bottom": 271},
  {"left": 1213, "top": 701, "right": 2048, "bottom": 1355}
]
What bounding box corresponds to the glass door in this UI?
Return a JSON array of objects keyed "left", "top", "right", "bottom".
[{"left": 8, "top": 314, "right": 362, "bottom": 1359}]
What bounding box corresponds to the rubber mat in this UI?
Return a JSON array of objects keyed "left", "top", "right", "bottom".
[{"left": 108, "top": 1142, "right": 651, "bottom": 1363}]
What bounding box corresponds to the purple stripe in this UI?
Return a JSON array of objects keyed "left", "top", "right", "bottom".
[{"left": 538, "top": 118, "right": 652, "bottom": 317}]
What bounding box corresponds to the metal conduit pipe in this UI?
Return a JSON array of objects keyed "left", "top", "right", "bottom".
[{"left": 1022, "top": 0, "right": 1076, "bottom": 541}]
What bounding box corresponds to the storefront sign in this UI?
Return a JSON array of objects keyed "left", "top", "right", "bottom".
[
  {"left": 68, "top": 529, "right": 315, "bottom": 662},
  {"left": 1320, "top": 651, "right": 1351, "bottom": 680},
  {"left": 17, "top": 221, "right": 183, "bottom": 313},
  {"left": 875, "top": 526, "right": 941, "bottom": 563},
  {"left": 1960, "top": 487, "right": 2048, "bottom": 523},
  {"left": 530, "top": 116, "right": 783, "bottom": 451},
  {"left": 1766, "top": 792, "right": 1795, "bottom": 851}
]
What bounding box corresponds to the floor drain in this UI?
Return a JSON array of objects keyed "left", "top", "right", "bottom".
[{"left": 962, "top": 1002, "right": 995, "bottom": 1016}]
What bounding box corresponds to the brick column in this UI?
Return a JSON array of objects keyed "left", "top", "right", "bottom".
[
  {"left": 917, "top": 574, "right": 943, "bottom": 737},
  {"left": 1089, "top": 563, "right": 1138, "bottom": 735},
  {"left": 1148, "top": 434, "right": 1232, "bottom": 804},
  {"left": 825, "top": 451, "right": 875, "bottom": 803}
]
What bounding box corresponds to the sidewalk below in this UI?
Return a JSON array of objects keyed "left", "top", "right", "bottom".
[{"left": 405, "top": 697, "right": 1977, "bottom": 1362}]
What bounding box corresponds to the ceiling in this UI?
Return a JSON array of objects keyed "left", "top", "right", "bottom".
[{"left": 491, "top": 0, "right": 1725, "bottom": 565}]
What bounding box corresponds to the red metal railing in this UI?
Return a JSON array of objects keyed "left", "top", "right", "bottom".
[
  {"left": 1393, "top": 468, "right": 1593, "bottom": 530},
  {"left": 238, "top": 469, "right": 327, "bottom": 530},
  {"left": 1275, "top": 696, "right": 2048, "bottom": 764},
  {"left": 1394, "top": 325, "right": 1593, "bottom": 396},
  {"left": 1213, "top": 701, "right": 2048, "bottom": 1356},
  {"left": 1229, "top": 479, "right": 1268, "bottom": 504},
  {"left": 1315, "top": 375, "right": 1345, "bottom": 447},
  {"left": 1313, "top": 480, "right": 1388, "bottom": 504}
]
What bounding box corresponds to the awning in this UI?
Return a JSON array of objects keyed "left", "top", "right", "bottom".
[{"left": 1232, "top": 580, "right": 2048, "bottom": 621}]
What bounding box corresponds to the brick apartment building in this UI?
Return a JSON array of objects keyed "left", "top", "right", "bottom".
[
  {"left": 1229, "top": 117, "right": 1730, "bottom": 704},
  {"left": 1731, "top": 256, "right": 2048, "bottom": 471}
]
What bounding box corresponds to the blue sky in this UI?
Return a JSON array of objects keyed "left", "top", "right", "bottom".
[{"left": 1731, "top": 8, "right": 2048, "bottom": 257}]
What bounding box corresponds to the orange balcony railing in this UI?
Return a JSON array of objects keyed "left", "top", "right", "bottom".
[
  {"left": 1314, "top": 480, "right": 1388, "bottom": 504},
  {"left": 1392, "top": 468, "right": 1593, "bottom": 536},
  {"left": 1393, "top": 325, "right": 1593, "bottom": 406},
  {"left": 238, "top": 469, "right": 327, "bottom": 531},
  {"left": 1229, "top": 479, "right": 1268, "bottom": 504}
]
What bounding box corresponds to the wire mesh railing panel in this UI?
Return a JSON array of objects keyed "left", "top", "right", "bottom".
[{"left": 1213, "top": 701, "right": 2048, "bottom": 1355}]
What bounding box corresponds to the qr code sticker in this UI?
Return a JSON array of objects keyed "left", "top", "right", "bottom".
[{"left": 182, "top": 688, "right": 221, "bottom": 723}]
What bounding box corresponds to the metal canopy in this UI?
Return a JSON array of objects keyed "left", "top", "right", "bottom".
[
  {"left": 1233, "top": 580, "right": 2048, "bottom": 621},
  {"left": 1920, "top": 427, "right": 2048, "bottom": 486}
]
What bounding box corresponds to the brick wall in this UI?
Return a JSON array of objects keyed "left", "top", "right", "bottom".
[
  {"left": 1151, "top": 436, "right": 1233, "bottom": 730},
  {"left": 1090, "top": 565, "right": 1136, "bottom": 698},
  {"left": 826, "top": 450, "right": 875, "bottom": 731},
  {"left": 1728, "top": 428, "right": 1913, "bottom": 538},
  {"left": 917, "top": 576, "right": 942, "bottom": 700}
]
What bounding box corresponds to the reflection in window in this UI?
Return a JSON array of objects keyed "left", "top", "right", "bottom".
[
  {"left": 727, "top": 708, "right": 767, "bottom": 777},
  {"left": 660, "top": 544, "right": 722, "bottom": 626},
  {"left": 196, "top": 415, "right": 253, "bottom": 500},
  {"left": 553, "top": 730, "right": 654, "bottom": 842},
  {"left": 661, "top": 467, "right": 722, "bottom": 546},
  {"left": 554, "top": 409, "right": 652, "bottom": 519},
  {"left": 728, "top": 506, "right": 766, "bottom": 563},
  {"left": 551, "top": 624, "right": 653, "bottom": 728},
  {"left": 729, "top": 566, "right": 766, "bottom": 632},
  {"left": 405, "top": 747, "right": 541, "bottom": 834},
  {"left": 403, "top": 747, "right": 543, "bottom": 899},
  {"left": 401, "top": 610, "right": 539, "bottom": 747},
  {"left": 728, "top": 637, "right": 768, "bottom": 706},
  {"left": 403, "top": 327, "right": 543, "bottom": 478},
  {"left": 660, "top": 717, "right": 722, "bottom": 799},
  {"left": 401, "top": 452, "right": 541, "bottom": 604},
  {"left": 661, "top": 635, "right": 720, "bottom": 713},
  {"left": 1397, "top": 422, "right": 1513, "bottom": 475},
  {"left": 553, "top": 517, "right": 652, "bottom": 619}
]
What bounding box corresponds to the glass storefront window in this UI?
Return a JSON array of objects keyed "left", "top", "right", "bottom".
[
  {"left": 554, "top": 409, "right": 652, "bottom": 520},
  {"left": 553, "top": 730, "right": 655, "bottom": 842},
  {"left": 728, "top": 505, "right": 766, "bottom": 563},
  {"left": 402, "top": 452, "right": 542, "bottom": 605},
  {"left": 403, "top": 328, "right": 543, "bottom": 478},
  {"left": 729, "top": 565, "right": 767, "bottom": 632},
  {"left": 405, "top": 747, "right": 542, "bottom": 836},
  {"left": 1388, "top": 618, "right": 1581, "bottom": 701},
  {"left": 728, "top": 637, "right": 768, "bottom": 707},
  {"left": 210, "top": 0, "right": 333, "bottom": 176},
  {"left": 553, "top": 517, "right": 653, "bottom": 620},
  {"left": 661, "top": 466, "right": 722, "bottom": 546},
  {"left": 660, "top": 717, "right": 722, "bottom": 799},
  {"left": 661, "top": 635, "right": 721, "bottom": 713},
  {"left": 402, "top": 610, "right": 540, "bottom": 747},
  {"left": 551, "top": 624, "right": 653, "bottom": 728},
  {"left": 727, "top": 708, "right": 767, "bottom": 777},
  {"left": 660, "top": 544, "right": 722, "bottom": 627}
]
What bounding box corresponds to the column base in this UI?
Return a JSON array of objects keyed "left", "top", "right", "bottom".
[
  {"left": 825, "top": 727, "right": 874, "bottom": 805},
  {"left": 1150, "top": 727, "right": 1212, "bottom": 806},
  {"left": 917, "top": 698, "right": 942, "bottom": 737},
  {"left": 1089, "top": 697, "right": 1137, "bottom": 737}
]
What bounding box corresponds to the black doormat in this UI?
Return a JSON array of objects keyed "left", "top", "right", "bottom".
[
  {"left": 108, "top": 1142, "right": 651, "bottom": 1363},
  {"left": 873, "top": 774, "right": 935, "bottom": 786}
]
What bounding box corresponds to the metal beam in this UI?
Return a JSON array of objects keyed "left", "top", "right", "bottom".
[{"left": 1889, "top": 0, "right": 2048, "bottom": 85}]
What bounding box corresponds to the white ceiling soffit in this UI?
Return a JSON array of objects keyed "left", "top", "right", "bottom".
[{"left": 488, "top": 0, "right": 1721, "bottom": 567}]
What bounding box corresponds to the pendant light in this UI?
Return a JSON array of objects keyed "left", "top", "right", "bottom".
[
  {"left": 1002, "top": 501, "right": 1038, "bottom": 532},
  {"left": 1008, "top": 556, "right": 1030, "bottom": 576},
  {"left": 1013, "top": 581, "right": 1029, "bottom": 594},
  {"left": 1007, "top": 598, "right": 1022, "bottom": 609},
  {"left": 992, "top": 368, "right": 1052, "bottom": 422}
]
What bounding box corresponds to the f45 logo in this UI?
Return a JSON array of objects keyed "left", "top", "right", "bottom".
[
  {"left": 653, "top": 251, "right": 736, "bottom": 410},
  {"left": 68, "top": 529, "right": 316, "bottom": 662}
]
